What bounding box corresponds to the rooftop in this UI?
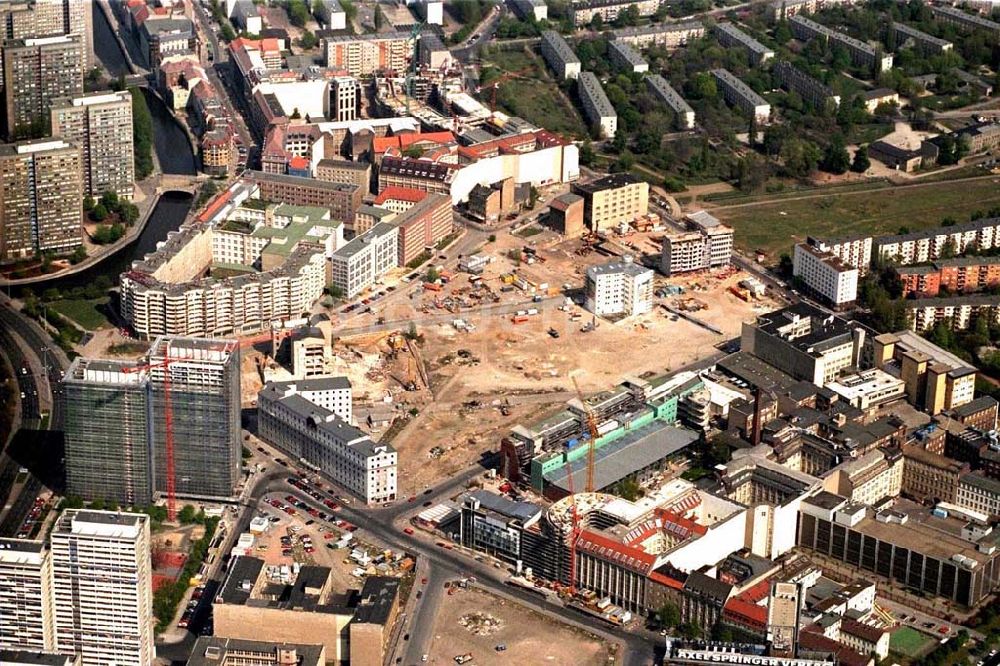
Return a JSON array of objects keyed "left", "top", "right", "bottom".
[
  {"left": 574, "top": 172, "right": 643, "bottom": 194},
  {"left": 186, "top": 637, "right": 324, "bottom": 666},
  {"left": 464, "top": 489, "right": 543, "bottom": 524},
  {"left": 353, "top": 576, "right": 400, "bottom": 624}
]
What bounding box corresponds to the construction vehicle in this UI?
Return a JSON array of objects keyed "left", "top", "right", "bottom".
[
  {"left": 548, "top": 328, "right": 560, "bottom": 338},
  {"left": 405, "top": 357, "right": 418, "bottom": 391}
]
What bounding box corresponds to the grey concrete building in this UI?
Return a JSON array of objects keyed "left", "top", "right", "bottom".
[
  {"left": 711, "top": 68, "right": 771, "bottom": 124},
  {"left": 773, "top": 61, "right": 840, "bottom": 110},
  {"left": 646, "top": 74, "right": 695, "bottom": 129},
  {"left": 714, "top": 22, "right": 774, "bottom": 66},
  {"left": 577, "top": 71, "right": 618, "bottom": 139},
  {"left": 540, "top": 30, "right": 581, "bottom": 80}
]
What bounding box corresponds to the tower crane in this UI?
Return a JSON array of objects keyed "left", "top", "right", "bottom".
[
  {"left": 482, "top": 67, "right": 532, "bottom": 112},
  {"left": 562, "top": 455, "right": 580, "bottom": 595},
  {"left": 571, "top": 375, "right": 601, "bottom": 493}
]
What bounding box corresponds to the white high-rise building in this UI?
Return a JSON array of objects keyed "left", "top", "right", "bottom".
[
  {"left": 0, "top": 538, "right": 54, "bottom": 652},
  {"left": 585, "top": 259, "right": 654, "bottom": 318},
  {"left": 50, "top": 510, "right": 154, "bottom": 666}
]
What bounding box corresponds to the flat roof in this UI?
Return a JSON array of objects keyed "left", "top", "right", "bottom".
[
  {"left": 186, "top": 638, "right": 324, "bottom": 666},
  {"left": 545, "top": 422, "right": 698, "bottom": 492},
  {"left": 464, "top": 490, "right": 542, "bottom": 523},
  {"left": 353, "top": 576, "right": 400, "bottom": 624},
  {"left": 0, "top": 652, "right": 77, "bottom": 666}
]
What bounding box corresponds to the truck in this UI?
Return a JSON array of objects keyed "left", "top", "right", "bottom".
[{"left": 454, "top": 655, "right": 473, "bottom": 665}]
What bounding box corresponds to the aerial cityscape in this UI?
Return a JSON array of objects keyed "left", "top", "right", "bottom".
[{"left": 1, "top": 0, "right": 1000, "bottom": 665}]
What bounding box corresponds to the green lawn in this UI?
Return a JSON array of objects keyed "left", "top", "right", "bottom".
[
  {"left": 890, "top": 626, "right": 934, "bottom": 659},
  {"left": 49, "top": 298, "right": 111, "bottom": 330},
  {"left": 712, "top": 175, "right": 1000, "bottom": 258},
  {"left": 482, "top": 48, "right": 588, "bottom": 139}
]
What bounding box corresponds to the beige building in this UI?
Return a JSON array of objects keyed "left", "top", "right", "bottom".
[
  {"left": 316, "top": 158, "right": 371, "bottom": 193},
  {"left": 0, "top": 0, "right": 91, "bottom": 66},
  {"left": 0, "top": 538, "right": 53, "bottom": 652},
  {"left": 872, "top": 330, "right": 977, "bottom": 415},
  {"left": 901, "top": 444, "right": 966, "bottom": 504},
  {"left": 0, "top": 138, "right": 83, "bottom": 261},
  {"left": 822, "top": 449, "right": 903, "bottom": 506},
  {"left": 2, "top": 34, "right": 83, "bottom": 140},
  {"left": 571, "top": 173, "right": 648, "bottom": 232},
  {"left": 330, "top": 75, "right": 359, "bottom": 122},
  {"left": 50, "top": 91, "right": 135, "bottom": 200},
  {"left": 322, "top": 33, "right": 412, "bottom": 77}
]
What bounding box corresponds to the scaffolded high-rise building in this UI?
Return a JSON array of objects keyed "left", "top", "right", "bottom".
[{"left": 60, "top": 336, "right": 242, "bottom": 505}]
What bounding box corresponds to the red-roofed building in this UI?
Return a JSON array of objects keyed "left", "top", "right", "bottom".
[
  {"left": 374, "top": 186, "right": 428, "bottom": 213},
  {"left": 575, "top": 529, "right": 656, "bottom": 612},
  {"left": 799, "top": 627, "right": 875, "bottom": 666},
  {"left": 722, "top": 596, "right": 768, "bottom": 636},
  {"left": 839, "top": 619, "right": 891, "bottom": 661},
  {"left": 372, "top": 131, "right": 455, "bottom": 163}
]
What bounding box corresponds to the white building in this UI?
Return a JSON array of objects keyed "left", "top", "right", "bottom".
[
  {"left": 330, "top": 76, "right": 359, "bottom": 122},
  {"left": 258, "top": 383, "right": 397, "bottom": 503},
  {"left": 316, "top": 0, "right": 346, "bottom": 29},
  {"left": 956, "top": 473, "right": 1000, "bottom": 519},
  {"left": 712, "top": 68, "right": 771, "bottom": 124},
  {"left": 607, "top": 40, "right": 648, "bottom": 73},
  {"left": 264, "top": 377, "right": 352, "bottom": 423},
  {"left": 793, "top": 241, "right": 859, "bottom": 308},
  {"left": 0, "top": 539, "right": 53, "bottom": 652},
  {"left": 585, "top": 260, "right": 654, "bottom": 318},
  {"left": 826, "top": 368, "right": 905, "bottom": 410},
  {"left": 661, "top": 211, "right": 733, "bottom": 275},
  {"left": 50, "top": 511, "right": 154, "bottom": 666},
  {"left": 512, "top": 0, "right": 548, "bottom": 21},
  {"left": 646, "top": 74, "right": 695, "bottom": 129},
  {"left": 410, "top": 0, "right": 443, "bottom": 24},
  {"left": 329, "top": 221, "right": 399, "bottom": 299}
]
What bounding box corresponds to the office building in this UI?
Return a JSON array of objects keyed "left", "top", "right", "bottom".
[
  {"left": 62, "top": 358, "right": 154, "bottom": 506},
  {"left": 322, "top": 33, "right": 412, "bottom": 77},
  {"left": 611, "top": 21, "right": 705, "bottom": 49},
  {"left": 577, "top": 71, "right": 618, "bottom": 139},
  {"left": 330, "top": 76, "right": 359, "bottom": 122},
  {"left": 2, "top": 34, "right": 83, "bottom": 139},
  {"left": 49, "top": 91, "right": 135, "bottom": 200},
  {"left": 187, "top": 637, "right": 325, "bottom": 666},
  {"left": 901, "top": 444, "right": 965, "bottom": 504},
  {"left": 740, "top": 303, "right": 865, "bottom": 385},
  {"left": 540, "top": 30, "right": 580, "bottom": 80},
  {"left": 258, "top": 381, "right": 397, "bottom": 503},
  {"left": 315, "top": 158, "right": 371, "bottom": 192},
  {"left": 138, "top": 16, "right": 198, "bottom": 69},
  {"left": 767, "top": 582, "right": 802, "bottom": 657},
  {"left": 661, "top": 211, "right": 734, "bottom": 275},
  {"left": 571, "top": 173, "right": 648, "bottom": 232},
  {"left": 789, "top": 15, "right": 894, "bottom": 73},
  {"left": 249, "top": 170, "right": 362, "bottom": 224},
  {"left": 390, "top": 191, "right": 451, "bottom": 265},
  {"left": 711, "top": 69, "right": 770, "bottom": 124},
  {"left": 585, "top": 259, "right": 654, "bottom": 318},
  {"left": 956, "top": 472, "right": 1000, "bottom": 519},
  {"left": 646, "top": 74, "right": 695, "bottom": 129},
  {"left": 50, "top": 510, "right": 154, "bottom": 666},
  {"left": 714, "top": 23, "right": 774, "bottom": 66},
  {"left": 0, "top": 138, "right": 82, "bottom": 261},
  {"left": 418, "top": 32, "right": 450, "bottom": 69},
  {"left": 792, "top": 241, "right": 859, "bottom": 308},
  {"left": 147, "top": 337, "right": 241, "bottom": 501},
  {"left": 570, "top": 0, "right": 661, "bottom": 26},
  {"left": 872, "top": 330, "right": 977, "bottom": 414},
  {"left": 607, "top": 40, "right": 648, "bottom": 73},
  {"left": 458, "top": 491, "right": 544, "bottom": 566},
  {"left": 329, "top": 221, "right": 398, "bottom": 298},
  {"left": 0, "top": 539, "right": 53, "bottom": 652},
  {"left": 931, "top": 4, "right": 1000, "bottom": 36},
  {"left": 826, "top": 368, "right": 905, "bottom": 410},
  {"left": 891, "top": 22, "right": 953, "bottom": 55},
  {"left": 773, "top": 61, "right": 840, "bottom": 110},
  {"left": 797, "top": 492, "right": 1000, "bottom": 607}
]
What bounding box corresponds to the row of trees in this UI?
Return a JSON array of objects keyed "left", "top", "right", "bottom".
[{"left": 130, "top": 88, "right": 154, "bottom": 180}]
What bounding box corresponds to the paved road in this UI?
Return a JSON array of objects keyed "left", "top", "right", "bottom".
[{"left": 452, "top": 4, "right": 506, "bottom": 63}]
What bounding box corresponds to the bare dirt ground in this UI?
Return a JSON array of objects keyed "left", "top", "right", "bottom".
[
  {"left": 425, "top": 586, "right": 613, "bottom": 666},
  {"left": 359, "top": 228, "right": 779, "bottom": 493}
]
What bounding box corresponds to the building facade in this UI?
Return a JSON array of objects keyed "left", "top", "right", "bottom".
[
  {"left": 714, "top": 23, "right": 774, "bottom": 66},
  {"left": 585, "top": 260, "right": 654, "bottom": 318},
  {"left": 0, "top": 138, "right": 82, "bottom": 261},
  {"left": 0, "top": 538, "right": 53, "bottom": 652},
  {"left": 792, "top": 241, "right": 859, "bottom": 308},
  {"left": 540, "top": 30, "right": 581, "bottom": 80},
  {"left": 577, "top": 71, "right": 618, "bottom": 139},
  {"left": 49, "top": 91, "right": 135, "bottom": 200},
  {"left": 572, "top": 173, "right": 649, "bottom": 232},
  {"left": 711, "top": 68, "right": 770, "bottom": 124},
  {"left": 322, "top": 33, "right": 412, "bottom": 77},
  {"left": 646, "top": 74, "right": 695, "bottom": 129},
  {"left": 2, "top": 34, "right": 83, "bottom": 139}
]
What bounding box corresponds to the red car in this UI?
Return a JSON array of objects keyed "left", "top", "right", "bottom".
[
  {"left": 408, "top": 496, "right": 417, "bottom": 502},
  {"left": 403, "top": 527, "right": 414, "bottom": 535},
  {"left": 284, "top": 507, "right": 296, "bottom": 515}
]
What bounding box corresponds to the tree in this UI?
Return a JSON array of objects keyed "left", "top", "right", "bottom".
[
  {"left": 101, "top": 191, "right": 120, "bottom": 210},
  {"left": 850, "top": 147, "right": 871, "bottom": 173},
  {"left": 426, "top": 267, "right": 441, "bottom": 283},
  {"left": 83, "top": 195, "right": 95, "bottom": 212},
  {"left": 589, "top": 13, "right": 603, "bottom": 31},
  {"left": 178, "top": 504, "right": 198, "bottom": 524},
  {"left": 220, "top": 22, "right": 236, "bottom": 42},
  {"left": 91, "top": 203, "right": 109, "bottom": 222},
  {"left": 613, "top": 477, "right": 641, "bottom": 501},
  {"left": 580, "top": 140, "right": 596, "bottom": 166},
  {"left": 488, "top": 234, "right": 497, "bottom": 243},
  {"left": 821, "top": 136, "right": 851, "bottom": 174},
  {"left": 298, "top": 29, "right": 318, "bottom": 49},
  {"left": 130, "top": 88, "right": 154, "bottom": 180},
  {"left": 70, "top": 246, "right": 87, "bottom": 265},
  {"left": 657, "top": 602, "right": 681, "bottom": 628}
]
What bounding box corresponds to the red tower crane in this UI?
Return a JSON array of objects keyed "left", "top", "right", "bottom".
[
  {"left": 484, "top": 67, "right": 532, "bottom": 112},
  {"left": 572, "top": 376, "right": 601, "bottom": 493},
  {"left": 123, "top": 347, "right": 181, "bottom": 522}
]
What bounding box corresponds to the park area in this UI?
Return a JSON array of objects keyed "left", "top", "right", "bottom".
[
  {"left": 889, "top": 626, "right": 936, "bottom": 661},
  {"left": 480, "top": 47, "right": 587, "bottom": 139},
  {"left": 424, "top": 586, "right": 613, "bottom": 666},
  {"left": 708, "top": 175, "right": 1000, "bottom": 258}
]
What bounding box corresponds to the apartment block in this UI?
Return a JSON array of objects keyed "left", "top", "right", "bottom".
[
  {"left": 789, "top": 15, "right": 893, "bottom": 73},
  {"left": 139, "top": 16, "right": 198, "bottom": 69},
  {"left": 315, "top": 0, "right": 346, "bottom": 29},
  {"left": 50, "top": 511, "right": 154, "bottom": 666},
  {"left": 874, "top": 217, "right": 1000, "bottom": 265},
  {"left": 607, "top": 40, "right": 648, "bottom": 73},
  {"left": 391, "top": 191, "right": 452, "bottom": 266},
  {"left": 792, "top": 241, "right": 858, "bottom": 308},
  {"left": 577, "top": 71, "right": 618, "bottom": 139},
  {"left": 512, "top": 0, "right": 548, "bottom": 21},
  {"left": 585, "top": 259, "right": 654, "bottom": 318},
  {"left": 2, "top": 34, "right": 83, "bottom": 139},
  {"left": 62, "top": 358, "right": 154, "bottom": 506},
  {"left": 49, "top": 91, "right": 134, "bottom": 200},
  {"left": 808, "top": 235, "right": 872, "bottom": 275},
  {"left": 931, "top": 5, "right": 1000, "bottom": 36},
  {"left": 714, "top": 23, "right": 774, "bottom": 66},
  {"left": 0, "top": 138, "right": 82, "bottom": 261},
  {"left": 330, "top": 221, "right": 398, "bottom": 298},
  {"left": 906, "top": 295, "right": 1000, "bottom": 333},
  {"left": 0, "top": 650, "right": 78, "bottom": 665},
  {"left": 258, "top": 382, "right": 397, "bottom": 503},
  {"left": 646, "top": 74, "right": 695, "bottom": 129},
  {"left": 322, "top": 33, "right": 412, "bottom": 77},
  {"left": 249, "top": 170, "right": 362, "bottom": 224},
  {"left": 661, "top": 211, "right": 734, "bottom": 275},
  {"left": 571, "top": 173, "right": 648, "bottom": 232},
  {"left": 570, "top": 0, "right": 661, "bottom": 26},
  {"left": 891, "top": 22, "right": 953, "bottom": 55},
  {"left": 898, "top": 256, "right": 1000, "bottom": 297},
  {"left": 766, "top": 0, "right": 858, "bottom": 21},
  {"left": 0, "top": 0, "right": 91, "bottom": 66},
  {"left": 902, "top": 444, "right": 966, "bottom": 503},
  {"left": 0, "top": 539, "right": 52, "bottom": 652},
  {"left": 540, "top": 30, "right": 581, "bottom": 80},
  {"left": 610, "top": 21, "right": 705, "bottom": 49},
  {"left": 711, "top": 68, "right": 770, "bottom": 124},
  {"left": 315, "top": 158, "right": 371, "bottom": 193},
  {"left": 773, "top": 61, "right": 840, "bottom": 110},
  {"left": 871, "top": 330, "right": 976, "bottom": 414}
]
